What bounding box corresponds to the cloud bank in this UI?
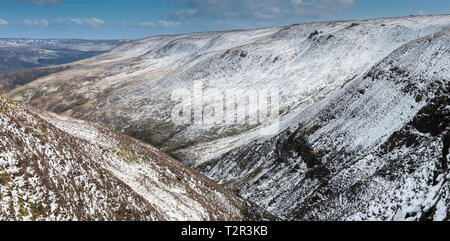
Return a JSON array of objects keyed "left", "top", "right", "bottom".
[
  {"left": 0, "top": 19, "right": 8, "bottom": 25},
  {"left": 166, "top": 0, "right": 355, "bottom": 20},
  {"left": 53, "top": 18, "right": 105, "bottom": 27},
  {"left": 17, "top": 18, "right": 104, "bottom": 28},
  {"left": 139, "top": 20, "right": 181, "bottom": 27},
  {"left": 22, "top": 19, "right": 49, "bottom": 27}
]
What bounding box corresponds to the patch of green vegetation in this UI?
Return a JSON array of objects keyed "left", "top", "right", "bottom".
[
  {"left": 94, "top": 180, "right": 104, "bottom": 193},
  {"left": 29, "top": 202, "right": 49, "bottom": 220},
  {"left": 114, "top": 149, "right": 140, "bottom": 164},
  {"left": 30, "top": 90, "right": 46, "bottom": 100},
  {"left": 0, "top": 100, "right": 15, "bottom": 116},
  {"left": 157, "top": 176, "right": 173, "bottom": 189},
  {"left": 20, "top": 121, "right": 48, "bottom": 143},
  {"left": 0, "top": 99, "right": 19, "bottom": 114},
  {"left": 185, "top": 187, "right": 193, "bottom": 199},
  {"left": 54, "top": 177, "right": 62, "bottom": 189},
  {"left": 124, "top": 120, "right": 178, "bottom": 150},
  {"left": 52, "top": 103, "right": 72, "bottom": 114},
  {"left": 19, "top": 208, "right": 30, "bottom": 218},
  {"left": 0, "top": 172, "right": 11, "bottom": 185},
  {"left": 52, "top": 95, "right": 88, "bottom": 114},
  {"left": 24, "top": 124, "right": 35, "bottom": 135}
]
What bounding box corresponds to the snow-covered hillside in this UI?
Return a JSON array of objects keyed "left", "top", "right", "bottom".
[
  {"left": 0, "top": 96, "right": 245, "bottom": 221},
  {"left": 7, "top": 15, "right": 450, "bottom": 167},
  {"left": 199, "top": 28, "right": 450, "bottom": 220}
]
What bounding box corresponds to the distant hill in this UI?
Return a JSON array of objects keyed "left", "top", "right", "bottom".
[{"left": 0, "top": 38, "right": 122, "bottom": 71}]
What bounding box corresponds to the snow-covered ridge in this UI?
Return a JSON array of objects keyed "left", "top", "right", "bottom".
[
  {"left": 0, "top": 96, "right": 244, "bottom": 221},
  {"left": 199, "top": 27, "right": 450, "bottom": 220},
  {"left": 7, "top": 15, "right": 450, "bottom": 167}
]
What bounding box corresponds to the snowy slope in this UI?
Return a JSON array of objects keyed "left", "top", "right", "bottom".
[
  {"left": 6, "top": 15, "right": 450, "bottom": 167},
  {"left": 199, "top": 28, "right": 450, "bottom": 220},
  {"left": 0, "top": 96, "right": 245, "bottom": 221},
  {"left": 3, "top": 15, "right": 450, "bottom": 221}
]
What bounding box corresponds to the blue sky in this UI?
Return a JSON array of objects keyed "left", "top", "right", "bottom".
[{"left": 0, "top": 0, "right": 449, "bottom": 39}]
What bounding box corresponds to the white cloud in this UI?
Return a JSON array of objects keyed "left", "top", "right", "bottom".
[
  {"left": 0, "top": 19, "right": 8, "bottom": 25},
  {"left": 157, "top": 20, "right": 181, "bottom": 27},
  {"left": 163, "top": 9, "right": 198, "bottom": 19},
  {"left": 139, "top": 21, "right": 156, "bottom": 27},
  {"left": 139, "top": 20, "right": 181, "bottom": 28},
  {"left": 23, "top": 0, "right": 63, "bottom": 5},
  {"left": 22, "top": 19, "right": 49, "bottom": 27},
  {"left": 53, "top": 18, "right": 105, "bottom": 28},
  {"left": 86, "top": 18, "right": 104, "bottom": 27},
  {"left": 166, "top": 0, "right": 355, "bottom": 20}
]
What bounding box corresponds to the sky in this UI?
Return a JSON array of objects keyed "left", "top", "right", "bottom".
[{"left": 0, "top": 0, "right": 449, "bottom": 40}]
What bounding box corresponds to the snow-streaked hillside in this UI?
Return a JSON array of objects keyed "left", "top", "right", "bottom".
[
  {"left": 199, "top": 28, "right": 450, "bottom": 220},
  {"left": 0, "top": 96, "right": 245, "bottom": 221},
  {"left": 2, "top": 15, "right": 449, "bottom": 221},
  {"left": 7, "top": 15, "right": 450, "bottom": 167}
]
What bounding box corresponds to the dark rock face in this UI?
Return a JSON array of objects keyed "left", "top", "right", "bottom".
[{"left": 411, "top": 88, "right": 449, "bottom": 137}]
